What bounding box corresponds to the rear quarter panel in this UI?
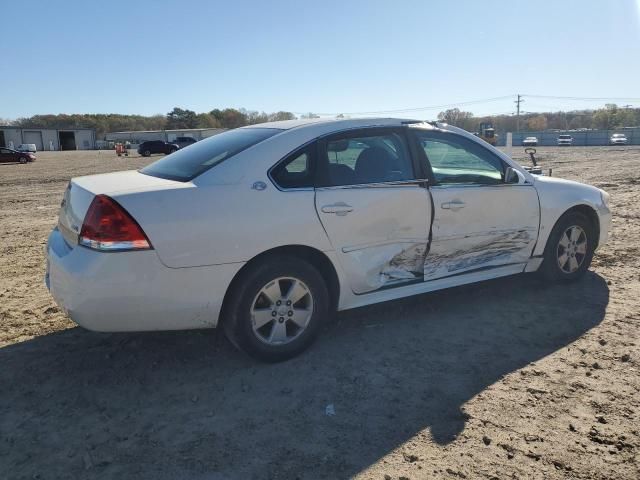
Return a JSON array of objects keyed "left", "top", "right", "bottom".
[{"left": 114, "top": 184, "right": 333, "bottom": 268}]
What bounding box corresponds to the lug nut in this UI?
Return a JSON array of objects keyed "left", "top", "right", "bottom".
[
  {"left": 276, "top": 300, "right": 282, "bottom": 306},
  {"left": 286, "top": 300, "right": 292, "bottom": 306},
  {"left": 271, "top": 311, "right": 277, "bottom": 317},
  {"left": 288, "top": 311, "right": 293, "bottom": 316},
  {"left": 278, "top": 317, "right": 284, "bottom": 323}
]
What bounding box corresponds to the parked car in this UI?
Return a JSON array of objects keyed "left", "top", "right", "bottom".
[
  {"left": 137, "top": 140, "right": 179, "bottom": 157},
  {"left": 174, "top": 136, "right": 197, "bottom": 149},
  {"left": 522, "top": 136, "right": 538, "bottom": 146},
  {"left": 557, "top": 134, "right": 573, "bottom": 146},
  {"left": 609, "top": 133, "right": 628, "bottom": 145},
  {"left": 46, "top": 118, "right": 611, "bottom": 361},
  {"left": 0, "top": 147, "right": 35, "bottom": 164},
  {"left": 17, "top": 143, "right": 37, "bottom": 153}
]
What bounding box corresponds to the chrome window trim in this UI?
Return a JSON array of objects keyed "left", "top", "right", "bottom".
[
  {"left": 429, "top": 181, "right": 534, "bottom": 189},
  {"left": 315, "top": 178, "right": 430, "bottom": 191}
]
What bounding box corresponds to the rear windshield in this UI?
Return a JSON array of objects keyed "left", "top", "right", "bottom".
[
  {"left": 140, "top": 128, "right": 281, "bottom": 181},
  {"left": 559, "top": 135, "right": 571, "bottom": 139}
]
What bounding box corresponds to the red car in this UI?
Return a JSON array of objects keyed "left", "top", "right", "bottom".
[{"left": 0, "top": 147, "right": 35, "bottom": 164}]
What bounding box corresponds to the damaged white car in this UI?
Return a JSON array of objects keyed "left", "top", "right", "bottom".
[{"left": 46, "top": 118, "right": 611, "bottom": 361}]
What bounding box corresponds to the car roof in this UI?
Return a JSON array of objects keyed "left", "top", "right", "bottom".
[{"left": 244, "top": 117, "right": 419, "bottom": 133}]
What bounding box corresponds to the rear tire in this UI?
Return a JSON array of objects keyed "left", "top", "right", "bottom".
[
  {"left": 539, "top": 211, "right": 595, "bottom": 283},
  {"left": 143, "top": 150, "right": 151, "bottom": 157},
  {"left": 222, "top": 255, "right": 329, "bottom": 362}
]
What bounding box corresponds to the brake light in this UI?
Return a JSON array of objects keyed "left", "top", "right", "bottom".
[{"left": 79, "top": 195, "right": 152, "bottom": 251}]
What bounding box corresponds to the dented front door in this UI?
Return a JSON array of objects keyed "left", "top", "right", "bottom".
[
  {"left": 425, "top": 184, "right": 539, "bottom": 280},
  {"left": 315, "top": 184, "right": 431, "bottom": 294}
]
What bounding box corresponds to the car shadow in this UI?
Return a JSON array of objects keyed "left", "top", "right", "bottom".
[{"left": 0, "top": 272, "right": 608, "bottom": 479}]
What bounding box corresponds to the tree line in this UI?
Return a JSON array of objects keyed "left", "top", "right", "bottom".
[
  {"left": 4, "top": 108, "right": 297, "bottom": 138},
  {"left": 4, "top": 103, "right": 639, "bottom": 139},
  {"left": 437, "top": 104, "right": 640, "bottom": 133}
]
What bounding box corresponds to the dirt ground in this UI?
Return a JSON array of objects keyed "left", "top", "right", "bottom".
[{"left": 0, "top": 147, "right": 639, "bottom": 479}]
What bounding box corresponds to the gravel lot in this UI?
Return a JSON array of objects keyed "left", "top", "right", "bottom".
[{"left": 0, "top": 147, "right": 639, "bottom": 479}]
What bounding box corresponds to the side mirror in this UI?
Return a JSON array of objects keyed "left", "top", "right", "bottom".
[{"left": 504, "top": 166, "right": 520, "bottom": 184}]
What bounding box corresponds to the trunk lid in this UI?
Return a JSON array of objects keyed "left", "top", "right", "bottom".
[{"left": 57, "top": 170, "right": 188, "bottom": 246}]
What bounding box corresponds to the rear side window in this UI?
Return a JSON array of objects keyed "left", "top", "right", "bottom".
[
  {"left": 270, "top": 146, "right": 315, "bottom": 189},
  {"left": 318, "top": 131, "right": 414, "bottom": 187},
  {"left": 141, "top": 128, "right": 281, "bottom": 181}
]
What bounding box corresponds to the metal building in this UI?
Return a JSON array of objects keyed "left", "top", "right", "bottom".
[
  {"left": 104, "top": 128, "right": 226, "bottom": 144},
  {"left": 0, "top": 126, "right": 96, "bottom": 151}
]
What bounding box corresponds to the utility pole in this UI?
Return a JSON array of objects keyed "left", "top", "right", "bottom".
[{"left": 515, "top": 94, "right": 524, "bottom": 132}]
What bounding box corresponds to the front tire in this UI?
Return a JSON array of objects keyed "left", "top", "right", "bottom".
[
  {"left": 223, "top": 255, "right": 329, "bottom": 362},
  {"left": 143, "top": 150, "right": 151, "bottom": 157},
  {"left": 539, "top": 211, "right": 595, "bottom": 283},
  {"left": 19, "top": 156, "right": 28, "bottom": 164}
]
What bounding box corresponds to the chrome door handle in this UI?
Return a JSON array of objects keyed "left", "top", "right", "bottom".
[
  {"left": 441, "top": 200, "right": 466, "bottom": 211},
  {"left": 321, "top": 202, "right": 354, "bottom": 216}
]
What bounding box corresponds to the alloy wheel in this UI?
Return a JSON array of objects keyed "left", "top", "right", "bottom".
[
  {"left": 557, "top": 225, "right": 587, "bottom": 273},
  {"left": 250, "top": 277, "right": 314, "bottom": 345}
]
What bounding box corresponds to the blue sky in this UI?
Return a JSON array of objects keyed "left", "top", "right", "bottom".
[{"left": 1, "top": 0, "right": 639, "bottom": 119}]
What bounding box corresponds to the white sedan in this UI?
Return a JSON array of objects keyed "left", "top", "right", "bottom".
[
  {"left": 609, "top": 133, "right": 628, "bottom": 145},
  {"left": 46, "top": 118, "right": 611, "bottom": 361}
]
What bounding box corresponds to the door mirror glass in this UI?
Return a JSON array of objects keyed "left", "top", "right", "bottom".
[{"left": 504, "top": 166, "right": 520, "bottom": 184}]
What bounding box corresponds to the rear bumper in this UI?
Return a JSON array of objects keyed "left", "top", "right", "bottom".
[{"left": 46, "top": 227, "right": 243, "bottom": 332}]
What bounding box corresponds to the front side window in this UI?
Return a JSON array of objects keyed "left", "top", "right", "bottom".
[
  {"left": 318, "top": 131, "right": 414, "bottom": 187},
  {"left": 141, "top": 128, "right": 281, "bottom": 181},
  {"left": 412, "top": 130, "right": 505, "bottom": 185}
]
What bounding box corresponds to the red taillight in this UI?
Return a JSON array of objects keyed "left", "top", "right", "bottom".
[{"left": 79, "top": 195, "right": 152, "bottom": 251}]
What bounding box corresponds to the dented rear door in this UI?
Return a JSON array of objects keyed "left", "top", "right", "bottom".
[{"left": 314, "top": 128, "right": 431, "bottom": 294}]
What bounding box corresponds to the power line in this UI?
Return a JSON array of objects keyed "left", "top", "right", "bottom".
[
  {"left": 293, "top": 95, "right": 515, "bottom": 116},
  {"left": 523, "top": 94, "right": 640, "bottom": 101},
  {"left": 293, "top": 93, "right": 639, "bottom": 118}
]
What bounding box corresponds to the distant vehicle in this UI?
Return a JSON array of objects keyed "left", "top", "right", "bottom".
[
  {"left": 0, "top": 147, "right": 36, "bottom": 164},
  {"left": 522, "top": 136, "right": 538, "bottom": 146},
  {"left": 174, "top": 136, "right": 197, "bottom": 149},
  {"left": 17, "top": 143, "right": 37, "bottom": 153},
  {"left": 609, "top": 133, "right": 628, "bottom": 145},
  {"left": 137, "top": 140, "right": 179, "bottom": 157},
  {"left": 557, "top": 135, "right": 573, "bottom": 146},
  {"left": 476, "top": 122, "right": 497, "bottom": 146}
]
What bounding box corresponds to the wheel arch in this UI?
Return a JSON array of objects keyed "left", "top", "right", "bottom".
[
  {"left": 543, "top": 204, "right": 600, "bottom": 254},
  {"left": 219, "top": 244, "right": 340, "bottom": 326},
  {"left": 561, "top": 204, "right": 600, "bottom": 249}
]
